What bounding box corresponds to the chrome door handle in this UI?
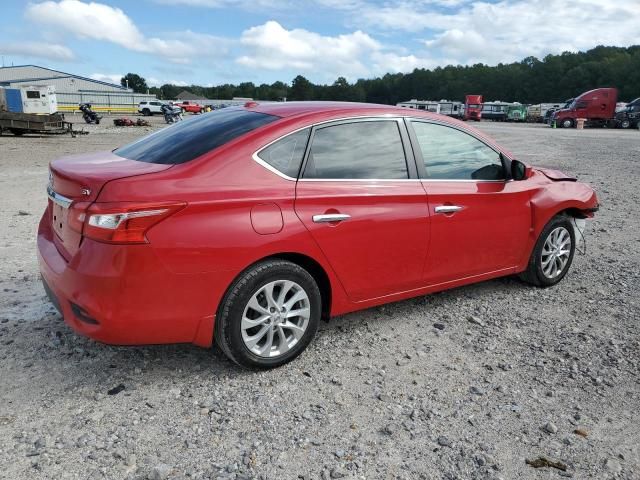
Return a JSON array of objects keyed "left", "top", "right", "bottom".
[
  {"left": 312, "top": 213, "right": 351, "bottom": 223},
  {"left": 434, "top": 205, "right": 462, "bottom": 214}
]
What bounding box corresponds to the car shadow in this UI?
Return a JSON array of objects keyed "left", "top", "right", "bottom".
[{"left": 16, "top": 274, "right": 530, "bottom": 392}]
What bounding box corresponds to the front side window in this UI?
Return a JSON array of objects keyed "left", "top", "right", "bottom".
[
  {"left": 115, "top": 109, "right": 278, "bottom": 165},
  {"left": 410, "top": 121, "right": 505, "bottom": 181},
  {"left": 257, "top": 128, "right": 310, "bottom": 178},
  {"left": 303, "top": 121, "right": 408, "bottom": 179}
]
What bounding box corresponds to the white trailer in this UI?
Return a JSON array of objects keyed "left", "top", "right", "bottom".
[{"left": 396, "top": 99, "right": 463, "bottom": 118}]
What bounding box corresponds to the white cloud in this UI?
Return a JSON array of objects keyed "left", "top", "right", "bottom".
[
  {"left": 236, "top": 20, "right": 429, "bottom": 80},
  {"left": 0, "top": 41, "right": 75, "bottom": 61},
  {"left": 25, "top": 0, "right": 228, "bottom": 64},
  {"left": 371, "top": 52, "right": 437, "bottom": 73},
  {"left": 323, "top": 0, "right": 640, "bottom": 66},
  {"left": 90, "top": 73, "right": 122, "bottom": 85},
  {"left": 153, "top": 0, "right": 291, "bottom": 7}
]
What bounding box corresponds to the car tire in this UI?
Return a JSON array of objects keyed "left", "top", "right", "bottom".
[
  {"left": 520, "top": 215, "right": 576, "bottom": 288},
  {"left": 561, "top": 118, "right": 574, "bottom": 128},
  {"left": 142, "top": 108, "right": 151, "bottom": 116},
  {"left": 214, "top": 259, "right": 321, "bottom": 369},
  {"left": 620, "top": 119, "right": 630, "bottom": 129}
]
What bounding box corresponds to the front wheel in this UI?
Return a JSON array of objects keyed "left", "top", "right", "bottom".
[
  {"left": 215, "top": 260, "right": 321, "bottom": 369},
  {"left": 520, "top": 215, "right": 576, "bottom": 287},
  {"left": 561, "top": 118, "right": 574, "bottom": 128}
]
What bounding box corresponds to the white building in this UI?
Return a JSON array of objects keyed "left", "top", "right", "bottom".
[{"left": 0, "top": 65, "right": 157, "bottom": 113}]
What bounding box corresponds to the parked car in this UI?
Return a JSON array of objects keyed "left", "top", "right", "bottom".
[
  {"left": 38, "top": 102, "right": 598, "bottom": 369},
  {"left": 138, "top": 100, "right": 169, "bottom": 116},
  {"left": 176, "top": 101, "right": 205, "bottom": 114},
  {"left": 551, "top": 88, "right": 618, "bottom": 128},
  {"left": 614, "top": 97, "right": 640, "bottom": 129}
]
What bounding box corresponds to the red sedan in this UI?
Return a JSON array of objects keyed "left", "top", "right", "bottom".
[{"left": 38, "top": 102, "right": 598, "bottom": 368}]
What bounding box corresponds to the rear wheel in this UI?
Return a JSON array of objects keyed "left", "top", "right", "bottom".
[
  {"left": 214, "top": 260, "right": 321, "bottom": 369},
  {"left": 10, "top": 129, "right": 24, "bottom": 136},
  {"left": 520, "top": 215, "right": 576, "bottom": 287}
]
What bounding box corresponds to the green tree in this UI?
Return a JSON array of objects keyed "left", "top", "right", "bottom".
[
  {"left": 121, "top": 73, "right": 148, "bottom": 93},
  {"left": 290, "top": 75, "right": 314, "bottom": 100}
]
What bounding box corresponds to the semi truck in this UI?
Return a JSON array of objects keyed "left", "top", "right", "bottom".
[
  {"left": 614, "top": 97, "right": 640, "bottom": 129},
  {"left": 506, "top": 103, "right": 527, "bottom": 122},
  {"left": 551, "top": 88, "right": 618, "bottom": 128},
  {"left": 464, "top": 95, "right": 483, "bottom": 121}
]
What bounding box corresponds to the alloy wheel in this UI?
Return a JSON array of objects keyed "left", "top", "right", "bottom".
[
  {"left": 541, "top": 227, "right": 572, "bottom": 279},
  {"left": 241, "top": 280, "right": 310, "bottom": 358}
]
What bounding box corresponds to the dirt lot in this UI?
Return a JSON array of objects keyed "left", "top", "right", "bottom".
[{"left": 1, "top": 116, "right": 639, "bottom": 480}]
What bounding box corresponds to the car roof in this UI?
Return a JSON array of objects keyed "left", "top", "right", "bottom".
[
  {"left": 251, "top": 101, "right": 423, "bottom": 119},
  {"left": 248, "top": 101, "right": 512, "bottom": 158}
]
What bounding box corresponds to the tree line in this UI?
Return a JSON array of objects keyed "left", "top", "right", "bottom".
[{"left": 122, "top": 45, "right": 640, "bottom": 105}]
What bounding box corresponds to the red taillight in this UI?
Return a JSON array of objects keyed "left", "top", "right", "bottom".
[
  {"left": 83, "top": 202, "right": 186, "bottom": 244},
  {"left": 68, "top": 201, "right": 91, "bottom": 233}
]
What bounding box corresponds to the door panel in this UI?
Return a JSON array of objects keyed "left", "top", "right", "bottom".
[
  {"left": 422, "top": 180, "right": 531, "bottom": 284},
  {"left": 295, "top": 181, "right": 430, "bottom": 301},
  {"left": 406, "top": 119, "right": 533, "bottom": 285}
]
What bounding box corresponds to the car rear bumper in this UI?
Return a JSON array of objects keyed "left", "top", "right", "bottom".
[{"left": 37, "top": 211, "right": 218, "bottom": 347}]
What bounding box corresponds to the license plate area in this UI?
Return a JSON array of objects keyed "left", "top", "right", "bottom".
[{"left": 52, "top": 202, "right": 69, "bottom": 240}]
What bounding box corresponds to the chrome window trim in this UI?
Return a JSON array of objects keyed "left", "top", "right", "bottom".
[
  {"left": 252, "top": 115, "right": 403, "bottom": 181},
  {"left": 47, "top": 185, "right": 73, "bottom": 208},
  {"left": 251, "top": 113, "right": 511, "bottom": 182},
  {"left": 298, "top": 178, "right": 423, "bottom": 182}
]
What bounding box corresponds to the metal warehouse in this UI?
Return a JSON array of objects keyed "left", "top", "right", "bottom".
[{"left": 0, "top": 65, "right": 157, "bottom": 113}]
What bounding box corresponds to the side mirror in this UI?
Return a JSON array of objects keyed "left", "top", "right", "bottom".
[{"left": 511, "top": 159, "right": 527, "bottom": 181}]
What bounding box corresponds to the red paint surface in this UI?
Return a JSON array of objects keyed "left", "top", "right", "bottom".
[{"left": 38, "top": 102, "right": 598, "bottom": 347}]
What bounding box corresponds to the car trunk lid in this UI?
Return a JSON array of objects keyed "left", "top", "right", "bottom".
[{"left": 48, "top": 151, "right": 172, "bottom": 259}]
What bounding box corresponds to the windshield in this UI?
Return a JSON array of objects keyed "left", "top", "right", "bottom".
[{"left": 115, "top": 108, "right": 279, "bottom": 165}]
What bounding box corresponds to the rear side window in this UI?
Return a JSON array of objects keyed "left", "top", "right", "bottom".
[
  {"left": 115, "top": 109, "right": 278, "bottom": 165},
  {"left": 257, "top": 128, "right": 310, "bottom": 178},
  {"left": 303, "top": 121, "right": 408, "bottom": 179}
]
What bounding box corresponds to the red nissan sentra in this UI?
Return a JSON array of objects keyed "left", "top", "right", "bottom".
[{"left": 38, "top": 102, "right": 598, "bottom": 368}]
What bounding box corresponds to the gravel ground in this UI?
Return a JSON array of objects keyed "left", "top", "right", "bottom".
[{"left": 0, "top": 116, "right": 639, "bottom": 480}]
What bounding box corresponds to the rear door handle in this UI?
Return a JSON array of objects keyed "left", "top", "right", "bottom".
[
  {"left": 434, "top": 205, "right": 462, "bottom": 214},
  {"left": 312, "top": 213, "right": 351, "bottom": 223}
]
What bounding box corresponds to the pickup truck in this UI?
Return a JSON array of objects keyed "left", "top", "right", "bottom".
[{"left": 176, "top": 101, "right": 205, "bottom": 114}]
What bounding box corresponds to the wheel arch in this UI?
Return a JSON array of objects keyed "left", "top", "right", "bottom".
[
  {"left": 268, "top": 252, "right": 332, "bottom": 321},
  {"left": 218, "top": 252, "right": 333, "bottom": 323}
]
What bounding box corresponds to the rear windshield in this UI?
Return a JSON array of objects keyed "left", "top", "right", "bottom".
[{"left": 115, "top": 109, "right": 279, "bottom": 164}]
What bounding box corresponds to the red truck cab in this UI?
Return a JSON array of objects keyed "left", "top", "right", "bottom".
[
  {"left": 464, "top": 94, "right": 483, "bottom": 121},
  {"left": 177, "top": 101, "right": 205, "bottom": 114},
  {"left": 553, "top": 88, "right": 618, "bottom": 128}
]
